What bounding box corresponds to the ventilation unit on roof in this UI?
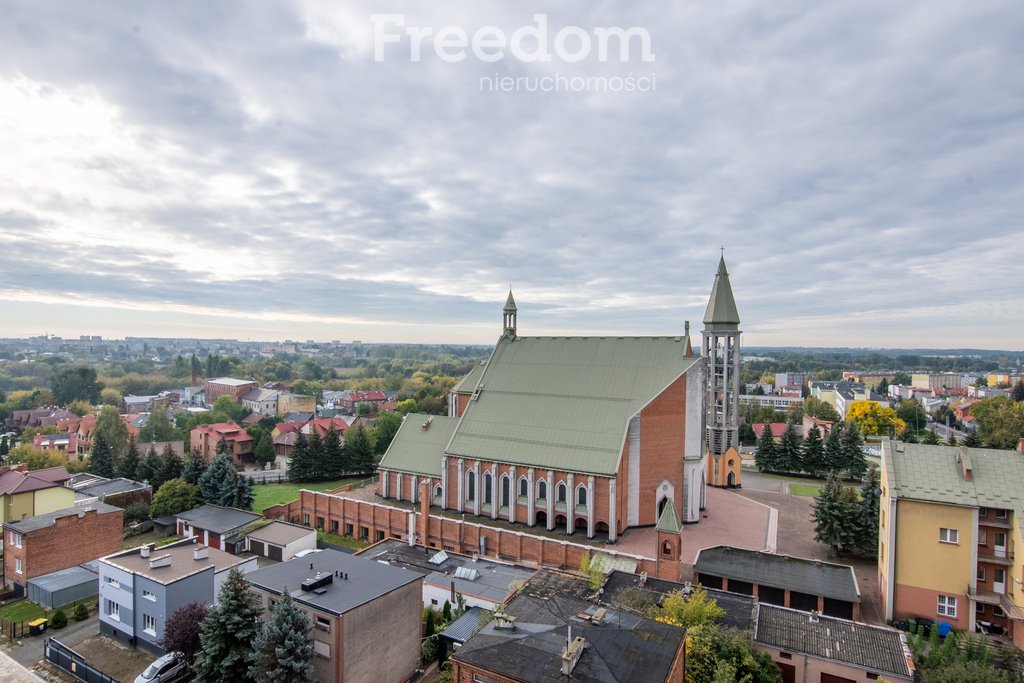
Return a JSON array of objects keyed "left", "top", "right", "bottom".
[
  {"left": 429, "top": 550, "right": 449, "bottom": 565},
  {"left": 454, "top": 566, "right": 480, "bottom": 582},
  {"left": 301, "top": 572, "right": 334, "bottom": 592}
]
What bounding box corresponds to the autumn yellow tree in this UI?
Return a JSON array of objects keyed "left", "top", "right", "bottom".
[
  {"left": 846, "top": 401, "right": 906, "bottom": 437},
  {"left": 650, "top": 586, "right": 725, "bottom": 628}
]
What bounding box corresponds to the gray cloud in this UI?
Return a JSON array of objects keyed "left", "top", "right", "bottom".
[{"left": 0, "top": 1, "right": 1021, "bottom": 347}]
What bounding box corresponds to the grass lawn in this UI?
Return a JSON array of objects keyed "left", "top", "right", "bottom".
[
  {"left": 0, "top": 596, "right": 99, "bottom": 623},
  {"left": 789, "top": 483, "right": 822, "bottom": 497},
  {"left": 318, "top": 531, "right": 369, "bottom": 551},
  {"left": 251, "top": 478, "right": 360, "bottom": 513}
]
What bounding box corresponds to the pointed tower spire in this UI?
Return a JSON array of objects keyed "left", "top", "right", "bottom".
[
  {"left": 684, "top": 320, "right": 693, "bottom": 357},
  {"left": 703, "top": 255, "right": 741, "bottom": 330},
  {"left": 502, "top": 289, "right": 517, "bottom": 340}
]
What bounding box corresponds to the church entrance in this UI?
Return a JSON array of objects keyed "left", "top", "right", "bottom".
[{"left": 727, "top": 471, "right": 736, "bottom": 487}]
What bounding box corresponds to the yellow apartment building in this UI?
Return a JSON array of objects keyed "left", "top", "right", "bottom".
[
  {"left": 880, "top": 439, "right": 1024, "bottom": 646},
  {"left": 0, "top": 466, "right": 75, "bottom": 524}
]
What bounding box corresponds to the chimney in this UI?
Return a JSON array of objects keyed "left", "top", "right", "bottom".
[
  {"left": 149, "top": 553, "right": 172, "bottom": 569},
  {"left": 1018, "top": 437, "right": 1024, "bottom": 455},
  {"left": 561, "top": 631, "right": 586, "bottom": 675},
  {"left": 421, "top": 417, "right": 432, "bottom": 431},
  {"left": 140, "top": 544, "right": 154, "bottom": 558},
  {"left": 194, "top": 545, "right": 209, "bottom": 561},
  {"left": 958, "top": 446, "right": 973, "bottom": 481}
]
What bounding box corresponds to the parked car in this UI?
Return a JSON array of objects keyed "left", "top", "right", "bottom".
[{"left": 134, "top": 653, "right": 187, "bottom": 683}]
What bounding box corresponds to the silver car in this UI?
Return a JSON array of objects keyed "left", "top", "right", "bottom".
[{"left": 134, "top": 653, "right": 187, "bottom": 683}]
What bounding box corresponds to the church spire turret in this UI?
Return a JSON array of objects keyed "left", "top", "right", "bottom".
[
  {"left": 503, "top": 289, "right": 517, "bottom": 339},
  {"left": 703, "top": 255, "right": 740, "bottom": 330},
  {"left": 703, "top": 254, "right": 742, "bottom": 489}
]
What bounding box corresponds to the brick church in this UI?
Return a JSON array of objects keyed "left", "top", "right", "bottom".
[{"left": 376, "top": 256, "right": 743, "bottom": 541}]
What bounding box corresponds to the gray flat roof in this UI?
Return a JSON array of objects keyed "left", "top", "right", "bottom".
[
  {"left": 244, "top": 549, "right": 421, "bottom": 617},
  {"left": 695, "top": 546, "right": 860, "bottom": 603},
  {"left": 245, "top": 521, "right": 315, "bottom": 547},
  {"left": 102, "top": 539, "right": 248, "bottom": 585},
  {"left": 755, "top": 604, "right": 913, "bottom": 679},
  {"left": 176, "top": 505, "right": 261, "bottom": 534},
  {"left": 28, "top": 564, "right": 98, "bottom": 593},
  {"left": 6, "top": 502, "right": 122, "bottom": 534},
  {"left": 74, "top": 477, "right": 149, "bottom": 498}
]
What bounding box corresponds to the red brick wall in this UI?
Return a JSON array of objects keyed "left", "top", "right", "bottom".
[
  {"left": 638, "top": 374, "right": 686, "bottom": 526},
  {"left": 204, "top": 380, "right": 257, "bottom": 405},
  {"left": 4, "top": 508, "right": 124, "bottom": 589}
]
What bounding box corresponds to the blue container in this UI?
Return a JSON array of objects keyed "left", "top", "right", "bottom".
[{"left": 938, "top": 621, "right": 952, "bottom": 637}]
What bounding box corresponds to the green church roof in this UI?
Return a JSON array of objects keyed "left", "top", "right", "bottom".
[
  {"left": 703, "top": 256, "right": 740, "bottom": 329},
  {"left": 377, "top": 413, "right": 459, "bottom": 477},
  {"left": 656, "top": 502, "right": 682, "bottom": 534}
]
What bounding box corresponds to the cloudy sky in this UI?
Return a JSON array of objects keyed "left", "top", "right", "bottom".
[{"left": 1, "top": 2, "right": 1021, "bottom": 349}]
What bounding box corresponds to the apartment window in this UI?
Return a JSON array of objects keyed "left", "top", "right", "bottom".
[
  {"left": 316, "top": 516, "right": 325, "bottom": 530},
  {"left": 977, "top": 603, "right": 986, "bottom": 614},
  {"left": 472, "top": 674, "right": 498, "bottom": 683},
  {"left": 331, "top": 520, "right": 339, "bottom": 533},
  {"left": 303, "top": 514, "right": 311, "bottom": 526},
  {"left": 431, "top": 598, "right": 439, "bottom": 606},
  {"left": 315, "top": 615, "right": 332, "bottom": 632},
  {"left": 344, "top": 523, "right": 353, "bottom": 536},
  {"left": 376, "top": 530, "right": 385, "bottom": 542},
  {"left": 360, "top": 526, "right": 369, "bottom": 540},
  {"left": 10, "top": 531, "right": 22, "bottom": 548},
  {"left": 994, "top": 605, "right": 1006, "bottom": 617},
  {"left": 106, "top": 577, "right": 120, "bottom": 589},
  {"left": 15, "top": 558, "right": 23, "bottom": 575},
  {"left": 977, "top": 567, "right": 986, "bottom": 582},
  {"left": 107, "top": 599, "right": 120, "bottom": 622},
  {"left": 143, "top": 590, "right": 156, "bottom": 602},
  {"left": 268, "top": 598, "right": 277, "bottom": 610},
  {"left": 978, "top": 531, "right": 988, "bottom": 545},
  {"left": 996, "top": 509, "right": 1009, "bottom": 519},
  {"left": 979, "top": 507, "right": 988, "bottom": 517},
  {"left": 937, "top": 595, "right": 957, "bottom": 618},
  {"left": 939, "top": 528, "right": 959, "bottom": 544},
  {"left": 143, "top": 614, "right": 156, "bottom": 635}
]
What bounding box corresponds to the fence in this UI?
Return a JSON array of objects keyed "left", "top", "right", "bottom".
[{"left": 45, "top": 636, "right": 120, "bottom": 683}]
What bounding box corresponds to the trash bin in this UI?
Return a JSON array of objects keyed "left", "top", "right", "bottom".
[
  {"left": 28, "top": 618, "right": 48, "bottom": 635},
  {"left": 938, "top": 621, "right": 952, "bottom": 638}
]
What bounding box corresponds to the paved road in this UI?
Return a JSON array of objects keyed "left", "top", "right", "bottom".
[
  {"left": 3, "top": 614, "right": 98, "bottom": 670},
  {"left": 931, "top": 423, "right": 969, "bottom": 441}
]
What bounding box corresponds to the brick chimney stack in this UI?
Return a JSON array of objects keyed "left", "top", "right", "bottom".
[
  {"left": 418, "top": 479, "right": 431, "bottom": 547},
  {"left": 1018, "top": 437, "right": 1024, "bottom": 455}
]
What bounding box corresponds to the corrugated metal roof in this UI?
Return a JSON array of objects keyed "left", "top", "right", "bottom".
[
  {"left": 886, "top": 441, "right": 1024, "bottom": 512},
  {"left": 377, "top": 414, "right": 459, "bottom": 477},
  {"left": 695, "top": 546, "right": 860, "bottom": 603},
  {"left": 440, "top": 606, "right": 487, "bottom": 643},
  {"left": 445, "top": 336, "right": 699, "bottom": 476},
  {"left": 451, "top": 361, "right": 487, "bottom": 394}
]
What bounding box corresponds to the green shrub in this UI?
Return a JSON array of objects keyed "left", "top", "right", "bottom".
[
  {"left": 51, "top": 609, "right": 68, "bottom": 629},
  {"left": 73, "top": 603, "right": 89, "bottom": 621}
]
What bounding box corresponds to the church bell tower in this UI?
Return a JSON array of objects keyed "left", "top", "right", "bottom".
[{"left": 703, "top": 255, "right": 743, "bottom": 488}]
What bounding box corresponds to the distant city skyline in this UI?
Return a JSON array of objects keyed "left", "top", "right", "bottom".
[{"left": 2, "top": 2, "right": 1022, "bottom": 350}]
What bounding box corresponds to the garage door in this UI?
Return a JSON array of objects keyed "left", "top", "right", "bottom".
[
  {"left": 250, "top": 540, "right": 265, "bottom": 556},
  {"left": 778, "top": 662, "right": 795, "bottom": 683},
  {"left": 269, "top": 545, "right": 283, "bottom": 562},
  {"left": 820, "top": 673, "right": 856, "bottom": 683}
]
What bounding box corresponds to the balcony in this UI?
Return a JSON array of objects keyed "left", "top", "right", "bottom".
[
  {"left": 968, "top": 585, "right": 1002, "bottom": 606},
  {"left": 978, "top": 547, "right": 1014, "bottom": 565},
  {"left": 979, "top": 518, "right": 1013, "bottom": 530}
]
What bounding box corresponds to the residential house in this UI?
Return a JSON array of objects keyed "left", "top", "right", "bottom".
[
  {"left": 4, "top": 406, "right": 75, "bottom": 432},
  {"left": 120, "top": 395, "right": 163, "bottom": 414},
  {"left": 911, "top": 373, "right": 964, "bottom": 390},
  {"left": 244, "top": 549, "right": 424, "bottom": 683},
  {"left": 879, "top": 439, "right": 1024, "bottom": 645},
  {"left": 175, "top": 504, "right": 262, "bottom": 552},
  {"left": 277, "top": 392, "right": 316, "bottom": 416},
  {"left": 751, "top": 423, "right": 800, "bottom": 442},
  {"left": 190, "top": 421, "right": 254, "bottom": 464},
  {"left": 801, "top": 415, "right": 833, "bottom": 438},
  {"left": 203, "top": 377, "right": 258, "bottom": 405},
  {"left": 303, "top": 417, "right": 349, "bottom": 440},
  {"left": 0, "top": 466, "right": 74, "bottom": 524},
  {"left": 66, "top": 474, "right": 152, "bottom": 508},
  {"left": 239, "top": 388, "right": 279, "bottom": 416},
  {"left": 33, "top": 432, "right": 78, "bottom": 455},
  {"left": 450, "top": 569, "right": 686, "bottom": 683},
  {"left": 4, "top": 503, "right": 123, "bottom": 595},
  {"left": 99, "top": 539, "right": 257, "bottom": 654},
  {"left": 338, "top": 390, "right": 388, "bottom": 414},
  {"left": 244, "top": 521, "right": 316, "bottom": 561}
]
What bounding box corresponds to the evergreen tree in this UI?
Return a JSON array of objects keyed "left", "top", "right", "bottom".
[
  {"left": 222, "top": 471, "right": 255, "bottom": 510},
  {"left": 321, "top": 426, "right": 344, "bottom": 479},
  {"left": 198, "top": 453, "right": 235, "bottom": 505},
  {"left": 856, "top": 466, "right": 881, "bottom": 556},
  {"left": 344, "top": 424, "right": 374, "bottom": 473},
  {"left": 0, "top": 434, "right": 9, "bottom": 457},
  {"left": 841, "top": 422, "right": 867, "bottom": 479},
  {"left": 899, "top": 424, "right": 918, "bottom": 443},
  {"left": 754, "top": 424, "right": 778, "bottom": 472},
  {"left": 823, "top": 425, "right": 844, "bottom": 473},
  {"left": 802, "top": 424, "right": 826, "bottom": 477},
  {"left": 877, "top": 377, "right": 890, "bottom": 396},
  {"left": 182, "top": 452, "right": 207, "bottom": 485},
  {"left": 116, "top": 439, "right": 141, "bottom": 480},
  {"left": 778, "top": 422, "right": 803, "bottom": 474},
  {"left": 963, "top": 430, "right": 982, "bottom": 447},
  {"left": 250, "top": 590, "right": 314, "bottom": 683},
  {"left": 195, "top": 567, "right": 262, "bottom": 683},
  {"left": 136, "top": 445, "right": 159, "bottom": 485},
  {"left": 287, "top": 432, "right": 311, "bottom": 482},
  {"left": 306, "top": 429, "right": 324, "bottom": 481},
  {"left": 945, "top": 431, "right": 959, "bottom": 446},
  {"left": 922, "top": 429, "right": 941, "bottom": 445},
  {"left": 1012, "top": 380, "right": 1024, "bottom": 403},
  {"left": 216, "top": 436, "right": 230, "bottom": 457},
  {"left": 158, "top": 444, "right": 183, "bottom": 485},
  {"left": 88, "top": 434, "right": 115, "bottom": 478},
  {"left": 254, "top": 433, "right": 276, "bottom": 468},
  {"left": 812, "top": 474, "right": 856, "bottom": 556}
]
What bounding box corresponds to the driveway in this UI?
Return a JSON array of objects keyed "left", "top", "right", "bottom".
[{"left": 3, "top": 614, "right": 98, "bottom": 670}]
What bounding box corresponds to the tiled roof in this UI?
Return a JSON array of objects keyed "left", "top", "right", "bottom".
[
  {"left": 754, "top": 604, "right": 913, "bottom": 679},
  {"left": 0, "top": 466, "right": 71, "bottom": 495}
]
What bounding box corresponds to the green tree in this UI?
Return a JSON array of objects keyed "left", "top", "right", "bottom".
[
  {"left": 877, "top": 377, "right": 890, "bottom": 396},
  {"left": 251, "top": 589, "right": 314, "bottom": 683},
  {"left": 88, "top": 434, "right": 115, "bottom": 478},
  {"left": 158, "top": 444, "right": 183, "bottom": 485},
  {"left": 198, "top": 453, "right": 253, "bottom": 509},
  {"left": 344, "top": 424, "right": 374, "bottom": 473},
  {"left": 287, "top": 432, "right": 312, "bottom": 482},
  {"left": 371, "top": 412, "right": 403, "bottom": 455},
  {"left": 963, "top": 430, "right": 982, "bottom": 447},
  {"left": 151, "top": 478, "right": 199, "bottom": 517},
  {"left": 802, "top": 424, "right": 826, "bottom": 476},
  {"left": 66, "top": 399, "right": 92, "bottom": 417},
  {"left": 306, "top": 429, "right": 324, "bottom": 481},
  {"left": 685, "top": 623, "right": 781, "bottom": 683},
  {"left": 138, "top": 406, "right": 178, "bottom": 442},
  {"left": 254, "top": 433, "right": 276, "bottom": 467},
  {"left": 892, "top": 371, "right": 912, "bottom": 386},
  {"left": 182, "top": 453, "right": 207, "bottom": 485},
  {"left": 895, "top": 399, "right": 928, "bottom": 436},
  {"left": 856, "top": 466, "right": 881, "bottom": 555},
  {"left": 195, "top": 567, "right": 262, "bottom": 683},
  {"left": 321, "top": 427, "right": 344, "bottom": 479},
  {"left": 754, "top": 424, "right": 778, "bottom": 472},
  {"left": 777, "top": 422, "right": 803, "bottom": 473},
  {"left": 116, "top": 439, "right": 141, "bottom": 480},
  {"left": 94, "top": 405, "right": 130, "bottom": 458},
  {"left": 653, "top": 586, "right": 725, "bottom": 628},
  {"left": 813, "top": 474, "right": 856, "bottom": 556},
  {"left": 51, "top": 365, "right": 102, "bottom": 405},
  {"left": 803, "top": 396, "right": 841, "bottom": 424},
  {"left": 1012, "top": 380, "right": 1024, "bottom": 403},
  {"left": 921, "top": 428, "right": 941, "bottom": 445},
  {"left": 841, "top": 422, "right": 867, "bottom": 479},
  {"left": 971, "top": 397, "right": 1024, "bottom": 449}
]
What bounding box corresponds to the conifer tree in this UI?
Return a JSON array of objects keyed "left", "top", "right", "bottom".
[
  {"left": 802, "top": 424, "right": 826, "bottom": 476},
  {"left": 136, "top": 445, "right": 158, "bottom": 485},
  {"left": 344, "top": 424, "right": 374, "bottom": 473},
  {"left": 88, "top": 434, "right": 115, "bottom": 478},
  {"left": 754, "top": 424, "right": 778, "bottom": 472},
  {"left": 306, "top": 428, "right": 324, "bottom": 481},
  {"left": 322, "top": 427, "right": 344, "bottom": 479},
  {"left": 823, "top": 424, "right": 845, "bottom": 473},
  {"left": 287, "top": 431, "right": 311, "bottom": 482},
  {"left": 922, "top": 429, "right": 941, "bottom": 445},
  {"left": 195, "top": 567, "right": 262, "bottom": 683},
  {"left": 963, "top": 430, "right": 982, "bottom": 447},
  {"left": 198, "top": 453, "right": 236, "bottom": 505},
  {"left": 250, "top": 590, "right": 313, "bottom": 683},
  {"left": 856, "top": 466, "right": 881, "bottom": 555},
  {"left": 841, "top": 422, "right": 867, "bottom": 479},
  {"left": 182, "top": 452, "right": 207, "bottom": 485},
  {"left": 159, "top": 444, "right": 183, "bottom": 484},
  {"left": 254, "top": 433, "right": 276, "bottom": 467},
  {"left": 778, "top": 422, "right": 803, "bottom": 473},
  {"left": 812, "top": 474, "right": 856, "bottom": 556},
  {"left": 117, "top": 439, "right": 141, "bottom": 480}
]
